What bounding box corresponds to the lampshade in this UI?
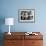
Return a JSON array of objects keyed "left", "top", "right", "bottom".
[{"left": 5, "top": 18, "right": 14, "bottom": 25}]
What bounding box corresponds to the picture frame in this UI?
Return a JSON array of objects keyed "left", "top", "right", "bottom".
[{"left": 18, "top": 9, "right": 35, "bottom": 23}]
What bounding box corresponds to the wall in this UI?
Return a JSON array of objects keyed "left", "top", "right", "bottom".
[{"left": 0, "top": 0, "right": 46, "bottom": 33}]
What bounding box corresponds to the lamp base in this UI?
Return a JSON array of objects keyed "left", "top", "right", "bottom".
[{"left": 8, "top": 32, "right": 11, "bottom": 35}]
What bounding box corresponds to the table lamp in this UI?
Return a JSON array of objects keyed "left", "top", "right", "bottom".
[{"left": 5, "top": 18, "right": 14, "bottom": 35}]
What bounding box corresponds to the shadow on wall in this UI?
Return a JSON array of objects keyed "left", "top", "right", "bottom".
[{"left": 0, "top": 16, "right": 5, "bottom": 46}]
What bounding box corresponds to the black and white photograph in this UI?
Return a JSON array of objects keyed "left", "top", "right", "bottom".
[{"left": 18, "top": 9, "right": 35, "bottom": 23}]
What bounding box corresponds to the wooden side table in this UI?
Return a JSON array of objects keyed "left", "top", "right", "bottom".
[{"left": 4, "top": 32, "right": 43, "bottom": 46}]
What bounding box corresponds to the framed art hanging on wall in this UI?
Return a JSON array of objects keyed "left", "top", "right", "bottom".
[{"left": 18, "top": 9, "right": 35, "bottom": 23}]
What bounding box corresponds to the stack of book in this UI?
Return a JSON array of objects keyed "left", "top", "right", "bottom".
[{"left": 25, "top": 32, "right": 38, "bottom": 35}]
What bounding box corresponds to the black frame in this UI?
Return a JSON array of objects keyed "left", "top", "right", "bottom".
[{"left": 18, "top": 9, "right": 35, "bottom": 23}]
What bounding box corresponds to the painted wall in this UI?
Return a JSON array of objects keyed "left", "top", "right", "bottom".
[{"left": 0, "top": 0, "right": 46, "bottom": 46}]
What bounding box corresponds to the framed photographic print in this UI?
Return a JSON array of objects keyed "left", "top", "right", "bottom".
[{"left": 18, "top": 9, "right": 35, "bottom": 23}]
